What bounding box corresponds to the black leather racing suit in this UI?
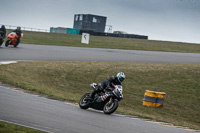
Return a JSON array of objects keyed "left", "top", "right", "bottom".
[
  {"left": 90, "top": 76, "right": 122, "bottom": 102},
  {"left": 13, "top": 29, "right": 22, "bottom": 43},
  {"left": 0, "top": 25, "right": 6, "bottom": 39}
]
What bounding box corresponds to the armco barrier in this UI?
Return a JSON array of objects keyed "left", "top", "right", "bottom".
[
  {"left": 0, "top": 24, "right": 49, "bottom": 33},
  {"left": 143, "top": 90, "right": 166, "bottom": 107}
]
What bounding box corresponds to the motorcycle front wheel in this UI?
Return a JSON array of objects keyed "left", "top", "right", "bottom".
[
  {"left": 79, "top": 93, "right": 91, "bottom": 109},
  {"left": 103, "top": 99, "right": 118, "bottom": 114},
  {"left": 0, "top": 39, "right": 3, "bottom": 46}
]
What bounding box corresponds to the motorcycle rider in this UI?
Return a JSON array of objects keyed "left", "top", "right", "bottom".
[
  {"left": 13, "top": 26, "right": 22, "bottom": 43},
  {"left": 0, "top": 25, "right": 6, "bottom": 38},
  {"left": 89, "top": 72, "right": 125, "bottom": 102}
]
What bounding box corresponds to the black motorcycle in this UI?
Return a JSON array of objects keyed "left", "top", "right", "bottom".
[
  {"left": 79, "top": 83, "right": 123, "bottom": 114},
  {"left": 0, "top": 31, "right": 4, "bottom": 46}
]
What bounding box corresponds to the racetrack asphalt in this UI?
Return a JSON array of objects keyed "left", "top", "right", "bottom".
[{"left": 0, "top": 44, "right": 200, "bottom": 64}]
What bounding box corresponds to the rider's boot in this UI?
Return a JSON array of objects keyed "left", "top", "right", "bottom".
[
  {"left": 83, "top": 89, "right": 97, "bottom": 102},
  {"left": 89, "top": 84, "right": 100, "bottom": 100},
  {"left": 89, "top": 90, "right": 96, "bottom": 100}
]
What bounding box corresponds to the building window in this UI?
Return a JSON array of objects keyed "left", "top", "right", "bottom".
[
  {"left": 75, "top": 15, "right": 79, "bottom": 21},
  {"left": 93, "top": 17, "right": 97, "bottom": 23},
  {"left": 79, "top": 15, "right": 83, "bottom": 21}
]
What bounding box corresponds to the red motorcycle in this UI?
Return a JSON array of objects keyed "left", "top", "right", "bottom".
[{"left": 5, "top": 32, "right": 23, "bottom": 47}]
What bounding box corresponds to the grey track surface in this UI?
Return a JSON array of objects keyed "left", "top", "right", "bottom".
[
  {"left": 0, "top": 85, "right": 197, "bottom": 133},
  {"left": 0, "top": 44, "right": 200, "bottom": 64}
]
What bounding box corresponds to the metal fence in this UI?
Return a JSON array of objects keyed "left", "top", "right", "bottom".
[{"left": 0, "top": 24, "right": 50, "bottom": 33}]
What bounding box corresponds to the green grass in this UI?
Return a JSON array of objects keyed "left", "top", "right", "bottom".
[
  {"left": 0, "top": 121, "right": 45, "bottom": 133},
  {"left": 0, "top": 61, "right": 199, "bottom": 130},
  {"left": 6, "top": 30, "right": 200, "bottom": 53}
]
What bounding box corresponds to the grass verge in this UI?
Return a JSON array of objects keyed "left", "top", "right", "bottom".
[
  {"left": 5, "top": 30, "right": 200, "bottom": 53},
  {"left": 0, "top": 61, "right": 199, "bottom": 130},
  {"left": 0, "top": 121, "right": 45, "bottom": 133}
]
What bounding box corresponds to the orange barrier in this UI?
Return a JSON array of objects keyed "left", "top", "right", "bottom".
[{"left": 143, "top": 90, "right": 166, "bottom": 107}]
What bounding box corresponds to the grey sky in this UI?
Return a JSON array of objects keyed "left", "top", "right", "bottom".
[{"left": 0, "top": 0, "right": 200, "bottom": 44}]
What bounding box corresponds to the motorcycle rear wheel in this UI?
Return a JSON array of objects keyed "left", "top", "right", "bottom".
[
  {"left": 5, "top": 40, "right": 9, "bottom": 47},
  {"left": 79, "top": 93, "right": 91, "bottom": 109},
  {"left": 103, "top": 99, "right": 118, "bottom": 114},
  {"left": 14, "top": 42, "right": 19, "bottom": 47}
]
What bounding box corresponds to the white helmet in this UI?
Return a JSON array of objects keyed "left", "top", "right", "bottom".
[{"left": 117, "top": 72, "right": 125, "bottom": 82}]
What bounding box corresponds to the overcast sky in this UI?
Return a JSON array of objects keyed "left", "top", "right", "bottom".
[{"left": 1, "top": 0, "right": 200, "bottom": 44}]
